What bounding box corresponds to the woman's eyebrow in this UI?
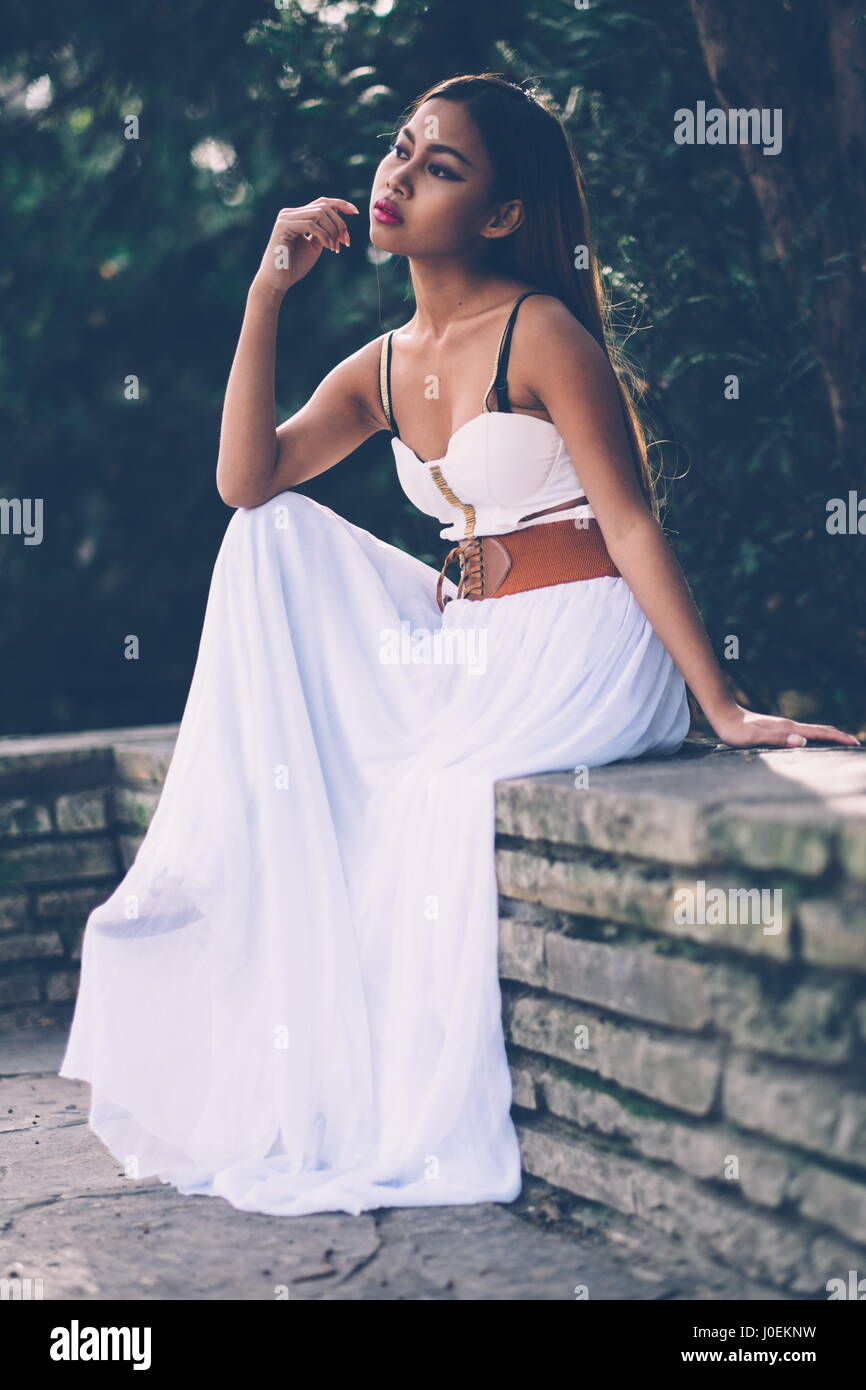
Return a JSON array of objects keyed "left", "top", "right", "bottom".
[{"left": 398, "top": 125, "right": 474, "bottom": 168}]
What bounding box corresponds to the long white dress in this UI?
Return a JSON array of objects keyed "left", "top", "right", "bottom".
[{"left": 59, "top": 319, "right": 691, "bottom": 1218}]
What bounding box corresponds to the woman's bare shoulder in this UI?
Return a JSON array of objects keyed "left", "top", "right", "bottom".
[{"left": 516, "top": 290, "right": 606, "bottom": 359}]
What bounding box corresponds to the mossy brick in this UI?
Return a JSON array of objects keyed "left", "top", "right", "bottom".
[
  {"left": 44, "top": 970, "right": 80, "bottom": 1003},
  {"left": 516, "top": 1118, "right": 826, "bottom": 1292},
  {"left": 0, "top": 973, "right": 41, "bottom": 1007},
  {"left": 496, "top": 846, "right": 672, "bottom": 931},
  {"left": 839, "top": 814, "right": 866, "bottom": 882},
  {"left": 0, "top": 1002, "right": 69, "bottom": 1033},
  {"left": 663, "top": 871, "right": 794, "bottom": 960},
  {"left": 495, "top": 772, "right": 708, "bottom": 863},
  {"left": 496, "top": 846, "right": 795, "bottom": 960},
  {"left": 723, "top": 1052, "right": 866, "bottom": 1167},
  {"left": 110, "top": 786, "right": 162, "bottom": 832},
  {"left": 0, "top": 839, "right": 117, "bottom": 887},
  {"left": 702, "top": 802, "right": 835, "bottom": 876},
  {"left": 708, "top": 966, "right": 854, "bottom": 1065},
  {"left": 508, "top": 1062, "right": 538, "bottom": 1110},
  {"left": 545, "top": 932, "right": 713, "bottom": 1031},
  {"left": 504, "top": 993, "right": 721, "bottom": 1116},
  {"left": 111, "top": 742, "right": 176, "bottom": 787},
  {"left": 793, "top": 1164, "right": 866, "bottom": 1246},
  {"left": 118, "top": 834, "right": 145, "bottom": 870},
  {"left": 498, "top": 916, "right": 546, "bottom": 987},
  {"left": 797, "top": 893, "right": 866, "bottom": 972},
  {"left": 0, "top": 799, "right": 52, "bottom": 837},
  {"left": 35, "top": 885, "right": 113, "bottom": 918},
  {"left": 0, "top": 931, "right": 64, "bottom": 964},
  {"left": 54, "top": 791, "right": 109, "bottom": 833},
  {"left": 0, "top": 894, "right": 29, "bottom": 932},
  {"left": 537, "top": 1067, "right": 797, "bottom": 1207},
  {"left": 0, "top": 738, "right": 115, "bottom": 792}
]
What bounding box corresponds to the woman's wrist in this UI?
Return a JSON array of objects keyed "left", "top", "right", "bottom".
[
  {"left": 696, "top": 684, "right": 741, "bottom": 727},
  {"left": 248, "top": 276, "right": 289, "bottom": 310},
  {"left": 704, "top": 692, "right": 740, "bottom": 720}
]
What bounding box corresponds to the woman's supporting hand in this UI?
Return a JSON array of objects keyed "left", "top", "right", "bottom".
[
  {"left": 708, "top": 703, "right": 861, "bottom": 749},
  {"left": 252, "top": 196, "right": 359, "bottom": 296}
]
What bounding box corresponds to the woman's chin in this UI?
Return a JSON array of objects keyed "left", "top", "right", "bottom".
[{"left": 369, "top": 222, "right": 406, "bottom": 251}]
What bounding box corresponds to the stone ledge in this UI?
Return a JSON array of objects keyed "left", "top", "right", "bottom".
[
  {"left": 495, "top": 746, "right": 866, "bottom": 877},
  {"left": 1, "top": 723, "right": 864, "bottom": 1295},
  {"left": 0, "top": 725, "right": 179, "bottom": 797}
]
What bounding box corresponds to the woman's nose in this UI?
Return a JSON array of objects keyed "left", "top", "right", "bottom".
[{"left": 387, "top": 165, "right": 411, "bottom": 194}]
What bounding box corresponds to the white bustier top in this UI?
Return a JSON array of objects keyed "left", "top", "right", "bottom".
[
  {"left": 391, "top": 411, "right": 594, "bottom": 542},
  {"left": 380, "top": 291, "right": 594, "bottom": 543}
]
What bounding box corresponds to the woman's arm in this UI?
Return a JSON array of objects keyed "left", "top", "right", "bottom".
[
  {"left": 523, "top": 297, "right": 859, "bottom": 749},
  {"left": 216, "top": 197, "right": 384, "bottom": 509}
]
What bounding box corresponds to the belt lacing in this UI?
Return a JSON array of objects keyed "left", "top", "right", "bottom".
[{"left": 436, "top": 536, "right": 486, "bottom": 610}]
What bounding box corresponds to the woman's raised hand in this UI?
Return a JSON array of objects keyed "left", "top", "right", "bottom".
[{"left": 253, "top": 197, "right": 359, "bottom": 294}]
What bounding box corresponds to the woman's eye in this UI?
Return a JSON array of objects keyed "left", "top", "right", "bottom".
[{"left": 386, "top": 144, "right": 458, "bottom": 180}]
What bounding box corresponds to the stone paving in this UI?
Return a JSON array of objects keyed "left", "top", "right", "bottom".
[{"left": 1, "top": 1028, "right": 789, "bottom": 1301}]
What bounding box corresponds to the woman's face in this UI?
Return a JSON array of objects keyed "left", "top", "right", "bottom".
[{"left": 370, "top": 98, "right": 511, "bottom": 257}]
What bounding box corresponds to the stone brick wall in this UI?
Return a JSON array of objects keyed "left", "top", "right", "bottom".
[
  {"left": 0, "top": 728, "right": 176, "bottom": 1032},
  {"left": 1, "top": 725, "right": 864, "bottom": 1295},
  {"left": 496, "top": 746, "right": 866, "bottom": 1295}
]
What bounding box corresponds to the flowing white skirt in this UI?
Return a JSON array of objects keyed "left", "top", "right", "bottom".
[{"left": 59, "top": 491, "right": 690, "bottom": 1217}]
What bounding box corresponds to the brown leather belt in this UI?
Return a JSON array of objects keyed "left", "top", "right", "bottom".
[{"left": 435, "top": 514, "right": 621, "bottom": 612}]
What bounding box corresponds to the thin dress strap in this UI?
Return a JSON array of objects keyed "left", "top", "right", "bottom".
[
  {"left": 378, "top": 331, "right": 400, "bottom": 438},
  {"left": 482, "top": 290, "right": 547, "bottom": 414}
]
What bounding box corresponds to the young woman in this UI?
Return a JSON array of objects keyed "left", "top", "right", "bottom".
[{"left": 60, "top": 74, "right": 857, "bottom": 1218}]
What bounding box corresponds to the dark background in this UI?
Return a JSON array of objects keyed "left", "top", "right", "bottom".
[{"left": 1, "top": 0, "right": 863, "bottom": 737}]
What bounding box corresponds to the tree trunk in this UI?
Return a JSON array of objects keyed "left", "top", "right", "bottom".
[{"left": 688, "top": 0, "right": 866, "bottom": 472}]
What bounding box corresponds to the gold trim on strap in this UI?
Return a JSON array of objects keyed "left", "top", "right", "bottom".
[
  {"left": 429, "top": 464, "right": 476, "bottom": 538},
  {"left": 378, "top": 331, "right": 393, "bottom": 431}
]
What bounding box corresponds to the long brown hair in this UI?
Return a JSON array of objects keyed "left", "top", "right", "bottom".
[{"left": 396, "top": 73, "right": 659, "bottom": 517}]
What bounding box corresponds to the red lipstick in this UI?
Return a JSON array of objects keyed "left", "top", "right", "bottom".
[{"left": 373, "top": 198, "right": 403, "bottom": 225}]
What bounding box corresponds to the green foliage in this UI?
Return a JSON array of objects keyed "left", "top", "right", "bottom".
[{"left": 0, "top": 0, "right": 861, "bottom": 734}]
